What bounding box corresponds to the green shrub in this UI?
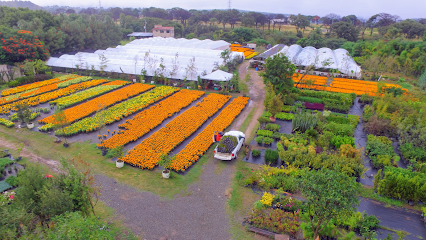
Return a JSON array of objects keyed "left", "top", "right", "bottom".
[
  {"left": 252, "top": 150, "right": 261, "bottom": 157},
  {"left": 324, "top": 122, "right": 354, "bottom": 136},
  {"left": 400, "top": 143, "right": 426, "bottom": 162},
  {"left": 265, "top": 149, "right": 279, "bottom": 165},
  {"left": 7, "top": 80, "right": 21, "bottom": 88},
  {"left": 378, "top": 167, "right": 426, "bottom": 202},
  {"left": 297, "top": 96, "right": 323, "bottom": 104},
  {"left": 257, "top": 129, "right": 273, "bottom": 137},
  {"left": 282, "top": 105, "right": 292, "bottom": 112},
  {"left": 0, "top": 157, "right": 13, "bottom": 170},
  {"left": 277, "top": 142, "right": 284, "bottom": 152},
  {"left": 255, "top": 136, "right": 264, "bottom": 144},
  {"left": 263, "top": 137, "right": 274, "bottom": 145},
  {"left": 330, "top": 135, "right": 355, "bottom": 149},
  {"left": 326, "top": 115, "right": 350, "bottom": 125},
  {"left": 5, "top": 175, "right": 18, "bottom": 187},
  {"left": 272, "top": 132, "right": 283, "bottom": 139},
  {"left": 359, "top": 94, "right": 374, "bottom": 104},
  {"left": 265, "top": 123, "right": 280, "bottom": 132},
  {"left": 257, "top": 116, "right": 272, "bottom": 124},
  {"left": 275, "top": 112, "right": 294, "bottom": 120},
  {"left": 348, "top": 115, "right": 360, "bottom": 127}
]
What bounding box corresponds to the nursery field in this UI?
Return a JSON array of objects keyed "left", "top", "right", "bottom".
[{"left": 0, "top": 75, "right": 249, "bottom": 173}]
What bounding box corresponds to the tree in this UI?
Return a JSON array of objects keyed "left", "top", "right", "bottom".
[
  {"left": 260, "top": 53, "right": 297, "bottom": 95},
  {"left": 297, "top": 169, "right": 359, "bottom": 240},
  {"left": 331, "top": 21, "right": 359, "bottom": 41},
  {"left": 325, "top": 13, "right": 341, "bottom": 24},
  {"left": 290, "top": 14, "right": 310, "bottom": 33}
]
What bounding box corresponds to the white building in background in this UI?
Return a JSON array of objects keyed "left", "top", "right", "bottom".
[{"left": 46, "top": 38, "right": 244, "bottom": 80}]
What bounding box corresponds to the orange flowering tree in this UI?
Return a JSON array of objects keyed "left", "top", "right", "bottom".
[{"left": 0, "top": 29, "right": 50, "bottom": 64}]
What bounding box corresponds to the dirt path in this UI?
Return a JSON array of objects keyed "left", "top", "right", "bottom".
[
  {"left": 231, "top": 61, "right": 265, "bottom": 136},
  {"left": 0, "top": 137, "right": 61, "bottom": 172}
]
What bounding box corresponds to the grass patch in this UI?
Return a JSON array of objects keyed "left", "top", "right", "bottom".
[
  {"left": 358, "top": 185, "right": 422, "bottom": 211},
  {"left": 0, "top": 126, "right": 209, "bottom": 199},
  {"left": 120, "top": 40, "right": 131, "bottom": 46},
  {"left": 239, "top": 107, "right": 256, "bottom": 133}
]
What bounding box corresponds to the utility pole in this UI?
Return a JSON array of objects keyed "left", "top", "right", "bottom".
[
  {"left": 98, "top": 0, "right": 101, "bottom": 9},
  {"left": 228, "top": 0, "right": 231, "bottom": 9}
]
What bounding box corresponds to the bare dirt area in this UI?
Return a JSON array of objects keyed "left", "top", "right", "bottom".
[{"left": 0, "top": 136, "right": 61, "bottom": 172}]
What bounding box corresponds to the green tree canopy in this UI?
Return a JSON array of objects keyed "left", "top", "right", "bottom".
[
  {"left": 297, "top": 169, "right": 359, "bottom": 240},
  {"left": 260, "top": 53, "right": 297, "bottom": 94}
]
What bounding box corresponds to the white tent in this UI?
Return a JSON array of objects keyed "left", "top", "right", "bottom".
[
  {"left": 46, "top": 37, "right": 244, "bottom": 81},
  {"left": 272, "top": 44, "right": 361, "bottom": 78},
  {"left": 201, "top": 70, "right": 233, "bottom": 82}
]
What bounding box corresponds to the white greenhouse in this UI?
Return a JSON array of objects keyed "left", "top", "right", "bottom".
[
  {"left": 272, "top": 44, "right": 361, "bottom": 78},
  {"left": 46, "top": 38, "right": 244, "bottom": 81}
]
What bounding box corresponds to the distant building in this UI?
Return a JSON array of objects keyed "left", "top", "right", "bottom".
[
  {"left": 127, "top": 32, "right": 153, "bottom": 39},
  {"left": 152, "top": 25, "right": 174, "bottom": 38}
]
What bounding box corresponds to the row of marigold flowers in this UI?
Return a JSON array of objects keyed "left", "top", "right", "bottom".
[
  {"left": 99, "top": 89, "right": 205, "bottom": 149},
  {"left": 0, "top": 79, "right": 107, "bottom": 114},
  {"left": 50, "top": 80, "right": 130, "bottom": 109},
  {"left": 170, "top": 96, "right": 249, "bottom": 171},
  {"left": 40, "top": 83, "right": 153, "bottom": 125},
  {"left": 120, "top": 93, "right": 231, "bottom": 169},
  {"left": 49, "top": 86, "right": 178, "bottom": 136},
  {"left": 0, "top": 74, "right": 78, "bottom": 96},
  {"left": 0, "top": 75, "right": 79, "bottom": 105}
]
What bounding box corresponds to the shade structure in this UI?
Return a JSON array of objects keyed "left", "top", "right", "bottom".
[
  {"left": 201, "top": 70, "right": 233, "bottom": 82},
  {"left": 273, "top": 44, "right": 361, "bottom": 78},
  {"left": 46, "top": 37, "right": 244, "bottom": 81}
]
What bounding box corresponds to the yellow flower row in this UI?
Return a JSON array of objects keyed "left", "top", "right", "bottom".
[
  {"left": 0, "top": 80, "right": 107, "bottom": 114},
  {"left": 0, "top": 76, "right": 92, "bottom": 106},
  {"left": 50, "top": 80, "right": 129, "bottom": 109},
  {"left": 120, "top": 93, "right": 231, "bottom": 169},
  {"left": 99, "top": 89, "right": 204, "bottom": 149},
  {"left": 1, "top": 74, "right": 78, "bottom": 96},
  {"left": 40, "top": 83, "right": 153, "bottom": 125},
  {"left": 170, "top": 96, "right": 249, "bottom": 171},
  {"left": 55, "top": 86, "right": 178, "bottom": 136}
]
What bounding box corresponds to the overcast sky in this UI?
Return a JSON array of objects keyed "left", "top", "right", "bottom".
[{"left": 32, "top": 0, "right": 422, "bottom": 19}]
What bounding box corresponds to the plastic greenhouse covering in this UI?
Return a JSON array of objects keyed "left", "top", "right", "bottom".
[
  {"left": 273, "top": 44, "right": 361, "bottom": 78},
  {"left": 46, "top": 38, "right": 243, "bottom": 80}
]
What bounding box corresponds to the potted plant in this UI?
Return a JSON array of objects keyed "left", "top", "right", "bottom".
[
  {"left": 107, "top": 146, "right": 125, "bottom": 168},
  {"left": 255, "top": 136, "right": 264, "bottom": 146},
  {"left": 158, "top": 153, "right": 175, "bottom": 179},
  {"left": 27, "top": 122, "right": 35, "bottom": 129},
  {"left": 252, "top": 149, "right": 261, "bottom": 158},
  {"left": 268, "top": 94, "right": 284, "bottom": 122}
]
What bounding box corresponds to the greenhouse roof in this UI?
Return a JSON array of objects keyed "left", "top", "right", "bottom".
[
  {"left": 46, "top": 38, "right": 241, "bottom": 81},
  {"left": 272, "top": 44, "right": 361, "bottom": 78}
]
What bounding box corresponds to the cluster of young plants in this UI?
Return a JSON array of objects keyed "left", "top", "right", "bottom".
[
  {"left": 366, "top": 135, "right": 398, "bottom": 168},
  {"left": 265, "top": 149, "right": 279, "bottom": 165},
  {"left": 298, "top": 89, "right": 355, "bottom": 113}
]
